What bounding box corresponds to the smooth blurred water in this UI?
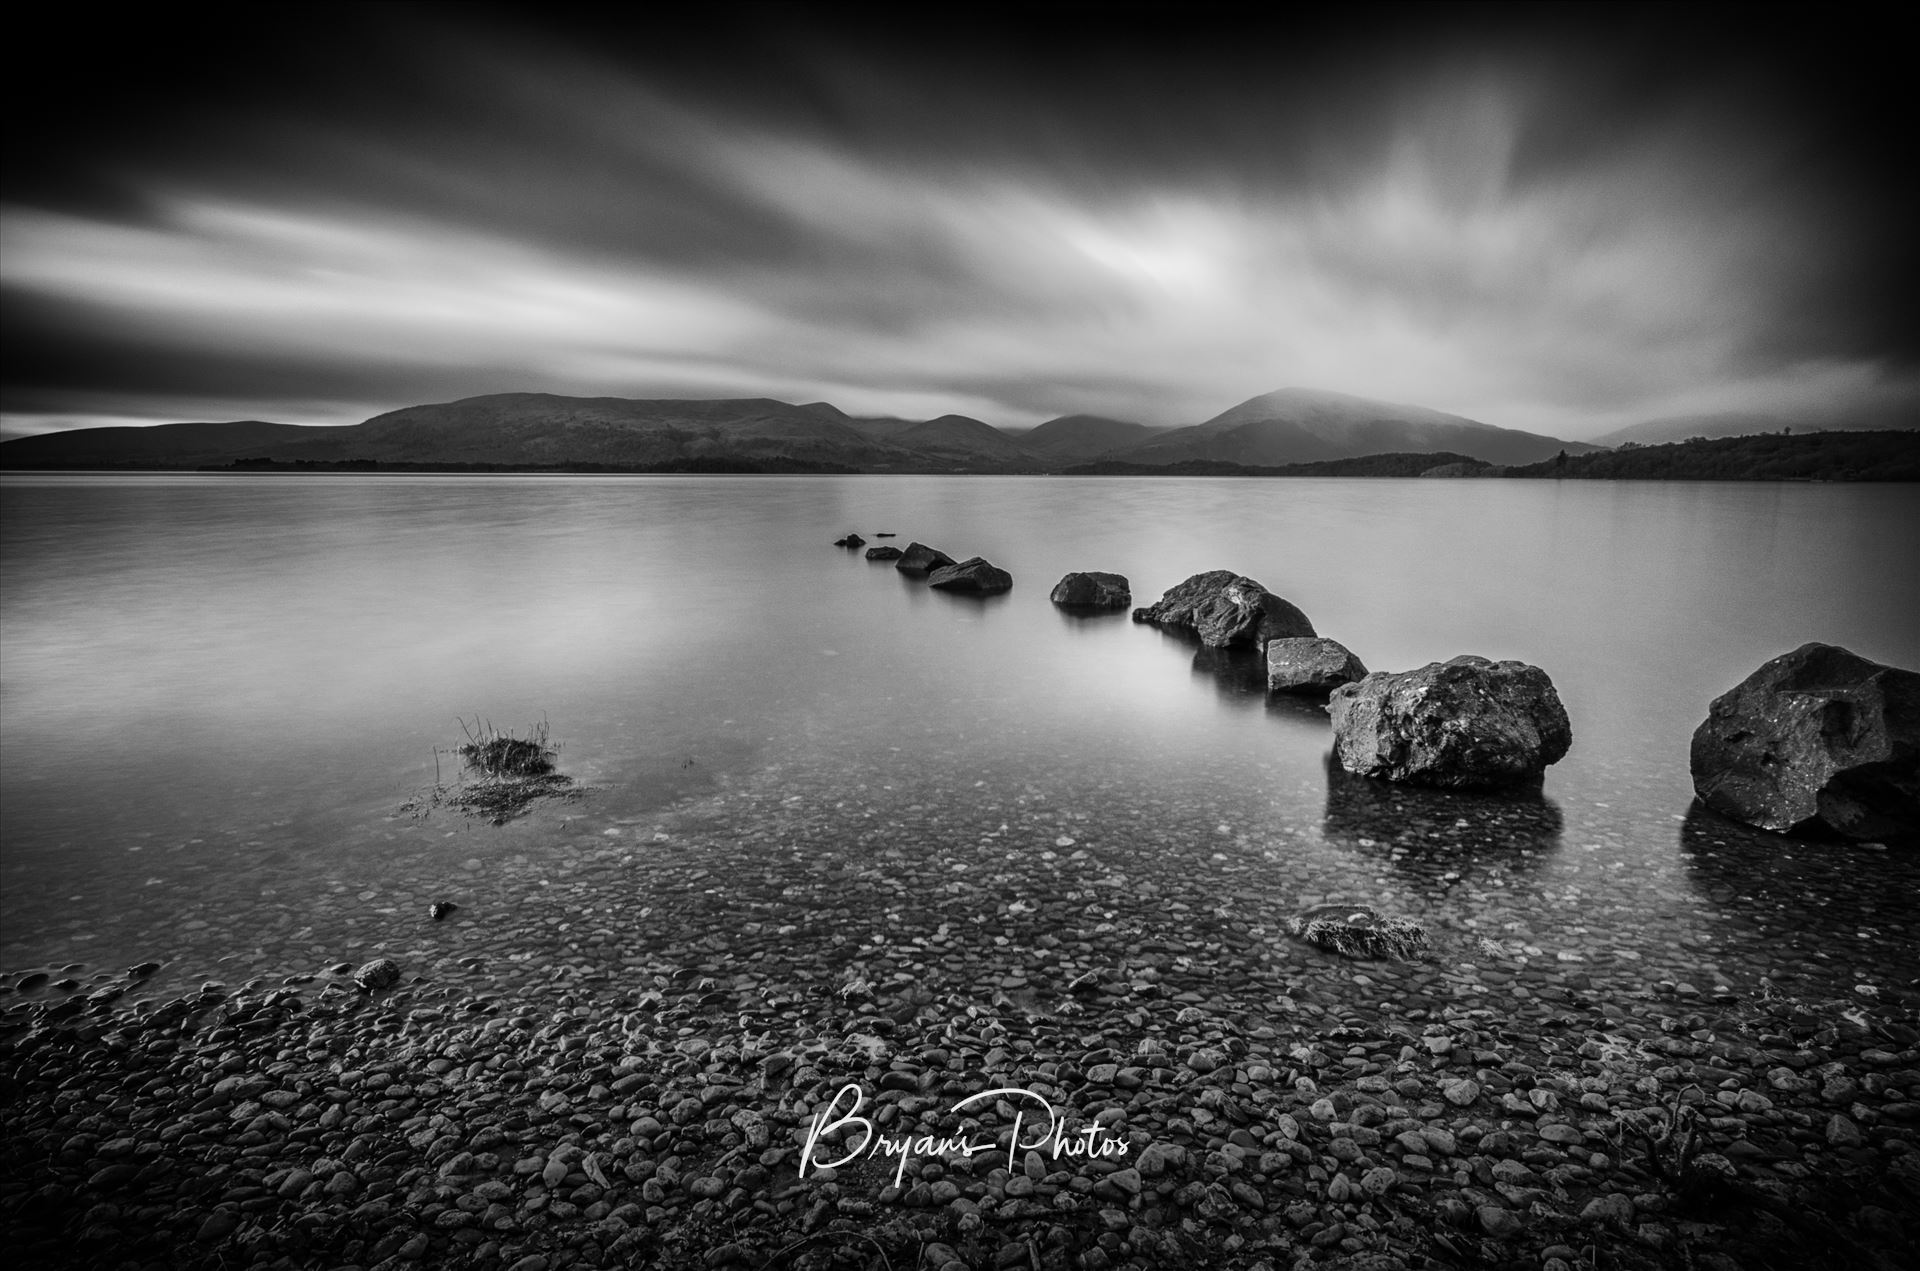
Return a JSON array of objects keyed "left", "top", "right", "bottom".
[{"left": 3, "top": 473, "right": 1916, "bottom": 996}]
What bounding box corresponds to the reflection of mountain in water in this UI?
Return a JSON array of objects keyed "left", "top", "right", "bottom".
[
  {"left": 1680, "top": 802, "right": 1920, "bottom": 976},
  {"left": 1322, "top": 753, "right": 1563, "bottom": 884}
]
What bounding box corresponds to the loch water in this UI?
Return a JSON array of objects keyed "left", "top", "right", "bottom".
[{"left": 2, "top": 473, "right": 1917, "bottom": 1010}]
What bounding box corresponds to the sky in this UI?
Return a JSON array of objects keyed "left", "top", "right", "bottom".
[{"left": 3, "top": 3, "right": 1914, "bottom": 441}]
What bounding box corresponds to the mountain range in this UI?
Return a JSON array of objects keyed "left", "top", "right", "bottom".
[{"left": 2, "top": 387, "right": 1611, "bottom": 472}]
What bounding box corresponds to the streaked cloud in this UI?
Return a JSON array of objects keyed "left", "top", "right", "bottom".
[{"left": 3, "top": 7, "right": 1912, "bottom": 439}]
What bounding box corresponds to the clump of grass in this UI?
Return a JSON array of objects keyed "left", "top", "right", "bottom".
[
  {"left": 457, "top": 715, "right": 556, "bottom": 778},
  {"left": 405, "top": 716, "right": 578, "bottom": 825}
]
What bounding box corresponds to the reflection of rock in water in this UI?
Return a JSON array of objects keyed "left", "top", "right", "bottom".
[
  {"left": 1322, "top": 752, "right": 1562, "bottom": 882},
  {"left": 1188, "top": 642, "right": 1270, "bottom": 704},
  {"left": 1680, "top": 801, "right": 1920, "bottom": 973}
]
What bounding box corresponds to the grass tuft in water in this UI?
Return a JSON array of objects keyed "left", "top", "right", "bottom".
[
  {"left": 404, "top": 716, "right": 578, "bottom": 825},
  {"left": 457, "top": 716, "right": 557, "bottom": 778}
]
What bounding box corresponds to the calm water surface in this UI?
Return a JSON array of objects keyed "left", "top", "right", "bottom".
[{"left": 3, "top": 474, "right": 1916, "bottom": 1007}]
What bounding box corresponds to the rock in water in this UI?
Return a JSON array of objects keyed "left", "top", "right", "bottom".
[
  {"left": 1329, "top": 655, "right": 1572, "bottom": 788},
  {"left": 894, "top": 542, "right": 957, "bottom": 575},
  {"left": 1288, "top": 904, "right": 1428, "bottom": 960},
  {"left": 864, "top": 545, "right": 904, "bottom": 561},
  {"left": 1690, "top": 642, "right": 1919, "bottom": 841},
  {"left": 353, "top": 958, "right": 401, "bottom": 992},
  {"left": 429, "top": 901, "right": 458, "bottom": 921},
  {"left": 832, "top": 533, "right": 866, "bottom": 548},
  {"left": 927, "top": 557, "right": 1013, "bottom": 593},
  {"left": 1131, "top": 570, "right": 1314, "bottom": 648},
  {"left": 1050, "top": 572, "right": 1131, "bottom": 608},
  {"left": 1267, "top": 637, "right": 1368, "bottom": 694}
]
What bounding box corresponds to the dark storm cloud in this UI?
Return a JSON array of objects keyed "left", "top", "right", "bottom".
[{"left": 4, "top": 3, "right": 1914, "bottom": 437}]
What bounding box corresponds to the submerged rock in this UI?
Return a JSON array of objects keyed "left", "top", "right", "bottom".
[
  {"left": 1131, "top": 570, "right": 1315, "bottom": 649},
  {"left": 832, "top": 533, "right": 866, "bottom": 548},
  {"left": 352, "top": 958, "right": 401, "bottom": 992},
  {"left": 894, "top": 542, "right": 957, "bottom": 575},
  {"left": 1050, "top": 571, "right": 1131, "bottom": 609},
  {"left": 927, "top": 557, "right": 1012, "bottom": 593},
  {"left": 1690, "top": 642, "right": 1919, "bottom": 841},
  {"left": 1267, "top": 636, "right": 1367, "bottom": 694},
  {"left": 1288, "top": 904, "right": 1429, "bottom": 960},
  {"left": 864, "top": 545, "right": 904, "bottom": 561},
  {"left": 1329, "top": 655, "right": 1572, "bottom": 788}
]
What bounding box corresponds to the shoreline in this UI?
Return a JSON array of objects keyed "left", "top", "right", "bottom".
[
  {"left": 6, "top": 772, "right": 1917, "bottom": 1270},
  {"left": 4, "top": 940, "right": 1915, "bottom": 1271}
]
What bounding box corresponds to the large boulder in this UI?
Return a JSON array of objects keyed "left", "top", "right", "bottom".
[
  {"left": 894, "top": 542, "right": 957, "bottom": 575},
  {"left": 927, "top": 557, "right": 1012, "bottom": 593},
  {"left": 1268, "top": 637, "right": 1368, "bottom": 695},
  {"left": 1690, "top": 642, "right": 1919, "bottom": 842},
  {"left": 1131, "top": 570, "right": 1315, "bottom": 648},
  {"left": 1050, "top": 571, "right": 1131, "bottom": 608},
  {"left": 1329, "top": 655, "right": 1572, "bottom": 788}
]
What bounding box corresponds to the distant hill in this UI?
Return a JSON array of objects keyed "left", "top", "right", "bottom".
[
  {"left": 1588, "top": 412, "right": 1788, "bottom": 448},
  {"left": 1111, "top": 387, "right": 1597, "bottom": 467},
  {"left": 308, "top": 395, "right": 932, "bottom": 468},
  {"left": 1, "top": 395, "right": 942, "bottom": 472},
  {"left": 0, "top": 420, "right": 347, "bottom": 468},
  {"left": 1503, "top": 430, "right": 1920, "bottom": 481},
  {"left": 843, "top": 413, "right": 1039, "bottom": 468},
  {"left": 1020, "top": 414, "right": 1167, "bottom": 462},
  {"left": 0, "top": 386, "right": 1620, "bottom": 474}
]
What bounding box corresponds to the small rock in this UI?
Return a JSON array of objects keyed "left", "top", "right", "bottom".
[
  {"left": 1267, "top": 637, "right": 1368, "bottom": 695},
  {"left": 1360, "top": 1166, "right": 1398, "bottom": 1197},
  {"left": 1131, "top": 570, "right": 1314, "bottom": 649},
  {"left": 1050, "top": 572, "right": 1131, "bottom": 609},
  {"left": 927, "top": 557, "right": 1013, "bottom": 594},
  {"left": 894, "top": 542, "right": 957, "bottom": 575},
  {"left": 1580, "top": 1193, "right": 1635, "bottom": 1225},
  {"left": 353, "top": 958, "right": 401, "bottom": 992}
]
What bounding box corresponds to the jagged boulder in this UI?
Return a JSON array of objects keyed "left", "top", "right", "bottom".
[
  {"left": 1691, "top": 642, "right": 1919, "bottom": 841},
  {"left": 1131, "top": 570, "right": 1315, "bottom": 648},
  {"left": 1268, "top": 637, "right": 1368, "bottom": 695},
  {"left": 894, "top": 542, "right": 957, "bottom": 575},
  {"left": 864, "top": 545, "right": 904, "bottom": 560},
  {"left": 1050, "top": 571, "right": 1131, "bottom": 608},
  {"left": 1329, "top": 655, "right": 1572, "bottom": 788},
  {"left": 927, "top": 557, "right": 1012, "bottom": 593}
]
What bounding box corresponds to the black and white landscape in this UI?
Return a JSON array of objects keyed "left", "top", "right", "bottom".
[{"left": 2, "top": 8, "right": 1917, "bottom": 1271}]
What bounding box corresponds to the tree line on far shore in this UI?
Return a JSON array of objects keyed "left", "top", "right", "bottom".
[{"left": 1061, "top": 430, "right": 1920, "bottom": 482}]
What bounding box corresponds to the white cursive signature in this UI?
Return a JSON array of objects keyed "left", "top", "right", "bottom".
[{"left": 800, "top": 1084, "right": 1131, "bottom": 1190}]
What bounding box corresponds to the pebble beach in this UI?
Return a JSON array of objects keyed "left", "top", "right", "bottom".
[{"left": 4, "top": 751, "right": 1917, "bottom": 1271}]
